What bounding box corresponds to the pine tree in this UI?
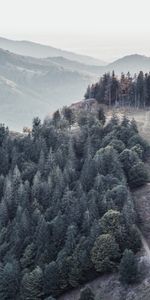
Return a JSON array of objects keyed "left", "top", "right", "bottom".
[
  {"left": 91, "top": 234, "right": 120, "bottom": 273},
  {"left": 97, "top": 107, "right": 106, "bottom": 125},
  {"left": 65, "top": 224, "right": 77, "bottom": 255},
  {"left": 0, "top": 261, "right": 20, "bottom": 300},
  {"left": 32, "top": 117, "right": 41, "bottom": 140},
  {"left": 119, "top": 249, "right": 138, "bottom": 284},
  {"left": 44, "top": 261, "right": 59, "bottom": 296},
  {"left": 62, "top": 107, "right": 75, "bottom": 126},
  {"left": 32, "top": 171, "right": 41, "bottom": 200},
  {"left": 21, "top": 266, "right": 44, "bottom": 300},
  {"left": 53, "top": 110, "right": 61, "bottom": 127}
]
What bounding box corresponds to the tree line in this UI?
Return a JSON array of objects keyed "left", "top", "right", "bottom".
[
  {"left": 85, "top": 71, "right": 150, "bottom": 108},
  {"left": 0, "top": 106, "right": 148, "bottom": 299}
]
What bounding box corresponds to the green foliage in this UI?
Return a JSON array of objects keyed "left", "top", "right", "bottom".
[
  {"left": 109, "top": 139, "right": 125, "bottom": 153},
  {"left": 0, "top": 261, "right": 19, "bottom": 300},
  {"left": 119, "top": 249, "right": 138, "bottom": 284},
  {"left": 105, "top": 185, "right": 128, "bottom": 210},
  {"left": 97, "top": 107, "right": 106, "bottom": 125},
  {"left": 53, "top": 110, "right": 61, "bottom": 127},
  {"left": 85, "top": 71, "right": 150, "bottom": 109},
  {"left": 20, "top": 243, "right": 36, "bottom": 269},
  {"left": 77, "top": 110, "right": 89, "bottom": 127},
  {"left": 100, "top": 210, "right": 121, "bottom": 234},
  {"left": 44, "top": 261, "right": 60, "bottom": 296},
  {"left": 0, "top": 108, "right": 146, "bottom": 298},
  {"left": 62, "top": 106, "right": 75, "bottom": 126},
  {"left": 32, "top": 117, "right": 41, "bottom": 139},
  {"left": 119, "top": 148, "right": 148, "bottom": 187},
  {"left": 91, "top": 234, "right": 120, "bottom": 273},
  {"left": 94, "top": 146, "right": 123, "bottom": 180},
  {"left": 128, "top": 134, "right": 150, "bottom": 160},
  {"left": 128, "top": 162, "right": 148, "bottom": 187},
  {"left": 21, "top": 267, "right": 43, "bottom": 300}
]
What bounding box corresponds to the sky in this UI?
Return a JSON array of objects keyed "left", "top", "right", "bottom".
[{"left": 0, "top": 0, "right": 150, "bottom": 61}]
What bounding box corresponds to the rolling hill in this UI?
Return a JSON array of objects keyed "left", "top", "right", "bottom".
[
  {"left": 1, "top": 43, "right": 150, "bottom": 131},
  {"left": 0, "top": 36, "right": 106, "bottom": 66},
  {"left": 106, "top": 54, "right": 150, "bottom": 74},
  {"left": 0, "top": 48, "right": 93, "bottom": 131}
]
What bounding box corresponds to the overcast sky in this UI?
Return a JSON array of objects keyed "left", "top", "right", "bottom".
[{"left": 0, "top": 0, "right": 150, "bottom": 61}]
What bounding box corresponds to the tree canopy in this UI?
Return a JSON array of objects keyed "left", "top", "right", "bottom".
[
  {"left": 0, "top": 107, "right": 147, "bottom": 298},
  {"left": 85, "top": 71, "right": 150, "bottom": 108}
]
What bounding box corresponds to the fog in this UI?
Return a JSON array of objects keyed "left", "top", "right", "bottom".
[{"left": 0, "top": 0, "right": 150, "bottom": 61}]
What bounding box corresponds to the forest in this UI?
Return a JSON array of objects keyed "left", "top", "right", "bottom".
[
  {"left": 0, "top": 106, "right": 149, "bottom": 299},
  {"left": 85, "top": 71, "right": 150, "bottom": 108}
]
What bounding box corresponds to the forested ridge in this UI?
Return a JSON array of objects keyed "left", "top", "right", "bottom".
[
  {"left": 0, "top": 106, "right": 149, "bottom": 299},
  {"left": 85, "top": 71, "right": 150, "bottom": 108}
]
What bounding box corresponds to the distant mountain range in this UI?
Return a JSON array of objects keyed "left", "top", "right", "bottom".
[
  {"left": 0, "top": 48, "right": 95, "bottom": 131},
  {"left": 0, "top": 36, "right": 106, "bottom": 66},
  {"left": 106, "top": 54, "right": 150, "bottom": 74},
  {"left": 0, "top": 37, "right": 150, "bottom": 130}
]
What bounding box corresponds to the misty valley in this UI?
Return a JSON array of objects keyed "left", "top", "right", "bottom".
[{"left": 0, "top": 25, "right": 150, "bottom": 300}]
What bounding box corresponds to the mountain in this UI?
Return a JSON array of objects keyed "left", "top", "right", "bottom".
[
  {"left": 50, "top": 54, "right": 150, "bottom": 76},
  {"left": 0, "top": 48, "right": 93, "bottom": 131},
  {"left": 0, "top": 105, "right": 147, "bottom": 300},
  {"left": 47, "top": 56, "right": 103, "bottom": 75},
  {"left": 0, "top": 36, "right": 106, "bottom": 66},
  {"left": 106, "top": 54, "right": 150, "bottom": 74},
  {"left": 1, "top": 47, "right": 150, "bottom": 131}
]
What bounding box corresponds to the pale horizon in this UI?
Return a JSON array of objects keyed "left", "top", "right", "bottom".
[{"left": 0, "top": 0, "right": 150, "bottom": 61}]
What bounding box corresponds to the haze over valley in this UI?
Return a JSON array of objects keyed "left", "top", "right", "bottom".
[
  {"left": 1, "top": 37, "right": 150, "bottom": 130},
  {"left": 1, "top": 0, "right": 150, "bottom": 299}
]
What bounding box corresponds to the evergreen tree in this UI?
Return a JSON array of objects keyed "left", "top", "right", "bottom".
[
  {"left": 32, "top": 117, "right": 41, "bottom": 140},
  {"left": 91, "top": 234, "right": 120, "bottom": 273},
  {"left": 0, "top": 104, "right": 146, "bottom": 298},
  {"left": 119, "top": 249, "right": 138, "bottom": 284},
  {"left": 62, "top": 107, "right": 75, "bottom": 126},
  {"left": 0, "top": 261, "right": 20, "bottom": 300},
  {"left": 21, "top": 267, "right": 44, "bottom": 300},
  {"left": 53, "top": 110, "right": 61, "bottom": 127},
  {"left": 128, "top": 162, "right": 148, "bottom": 187},
  {"left": 44, "top": 261, "right": 60, "bottom": 296}
]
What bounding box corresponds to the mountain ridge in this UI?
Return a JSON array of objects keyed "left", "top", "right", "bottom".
[
  {"left": 0, "top": 48, "right": 93, "bottom": 131},
  {"left": 1, "top": 46, "right": 150, "bottom": 130},
  {"left": 106, "top": 53, "right": 150, "bottom": 74},
  {"left": 0, "top": 36, "right": 106, "bottom": 66}
]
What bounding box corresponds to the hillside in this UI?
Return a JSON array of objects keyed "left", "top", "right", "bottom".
[
  {"left": 47, "top": 56, "right": 103, "bottom": 76},
  {"left": 53, "top": 54, "right": 150, "bottom": 76},
  {"left": 106, "top": 54, "right": 150, "bottom": 74},
  {"left": 1, "top": 43, "right": 150, "bottom": 131},
  {"left": 58, "top": 107, "right": 150, "bottom": 300},
  {"left": 1, "top": 37, "right": 150, "bottom": 75},
  {"left": 0, "top": 106, "right": 148, "bottom": 299},
  {"left": 0, "top": 49, "right": 93, "bottom": 131},
  {"left": 85, "top": 71, "right": 150, "bottom": 109},
  {"left": 0, "top": 36, "right": 106, "bottom": 66}
]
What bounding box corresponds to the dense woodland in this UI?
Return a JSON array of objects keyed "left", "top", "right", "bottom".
[
  {"left": 0, "top": 106, "right": 149, "bottom": 299},
  {"left": 85, "top": 71, "right": 150, "bottom": 108}
]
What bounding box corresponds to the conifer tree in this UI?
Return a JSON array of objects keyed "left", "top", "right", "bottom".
[{"left": 119, "top": 249, "right": 138, "bottom": 284}]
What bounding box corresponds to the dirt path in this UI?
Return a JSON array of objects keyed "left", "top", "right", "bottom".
[
  {"left": 133, "top": 109, "right": 150, "bottom": 257},
  {"left": 136, "top": 227, "right": 150, "bottom": 261}
]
